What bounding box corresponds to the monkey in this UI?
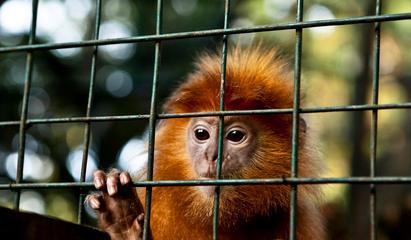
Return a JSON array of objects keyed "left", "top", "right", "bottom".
[{"left": 86, "top": 46, "right": 325, "bottom": 239}]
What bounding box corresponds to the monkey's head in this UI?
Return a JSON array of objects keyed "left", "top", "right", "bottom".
[
  {"left": 160, "top": 47, "right": 311, "bottom": 180},
  {"left": 154, "top": 46, "right": 320, "bottom": 225}
]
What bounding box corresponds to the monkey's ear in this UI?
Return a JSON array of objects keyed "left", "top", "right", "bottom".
[{"left": 299, "top": 117, "right": 307, "bottom": 133}]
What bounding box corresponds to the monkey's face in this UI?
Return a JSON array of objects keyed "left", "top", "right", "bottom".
[{"left": 186, "top": 116, "right": 257, "bottom": 180}]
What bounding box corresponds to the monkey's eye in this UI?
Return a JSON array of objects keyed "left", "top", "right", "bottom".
[
  {"left": 194, "top": 128, "right": 210, "bottom": 141},
  {"left": 226, "top": 130, "right": 245, "bottom": 142}
]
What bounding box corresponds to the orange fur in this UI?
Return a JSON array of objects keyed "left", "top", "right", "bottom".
[{"left": 138, "top": 46, "right": 325, "bottom": 239}]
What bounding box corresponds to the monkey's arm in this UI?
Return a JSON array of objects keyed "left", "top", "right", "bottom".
[{"left": 86, "top": 169, "right": 147, "bottom": 240}]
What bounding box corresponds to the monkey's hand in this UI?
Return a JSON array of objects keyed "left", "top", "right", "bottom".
[{"left": 86, "top": 169, "right": 145, "bottom": 240}]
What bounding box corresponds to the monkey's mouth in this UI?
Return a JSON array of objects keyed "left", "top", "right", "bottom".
[
  {"left": 198, "top": 177, "right": 212, "bottom": 180},
  {"left": 199, "top": 163, "right": 227, "bottom": 179},
  {"left": 196, "top": 160, "right": 242, "bottom": 180},
  {"left": 196, "top": 174, "right": 218, "bottom": 197},
  {"left": 197, "top": 169, "right": 235, "bottom": 180},
  {"left": 195, "top": 161, "right": 242, "bottom": 180},
  {"left": 198, "top": 173, "right": 216, "bottom": 179}
]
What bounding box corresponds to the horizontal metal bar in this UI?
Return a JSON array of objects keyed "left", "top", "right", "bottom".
[
  {"left": 1, "top": 102, "right": 411, "bottom": 127},
  {"left": 2, "top": 177, "right": 411, "bottom": 190},
  {"left": 0, "top": 13, "right": 410, "bottom": 54},
  {"left": 0, "top": 114, "right": 150, "bottom": 126}
]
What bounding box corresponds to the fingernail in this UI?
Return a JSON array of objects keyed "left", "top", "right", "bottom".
[
  {"left": 120, "top": 174, "right": 129, "bottom": 185},
  {"left": 108, "top": 184, "right": 117, "bottom": 196},
  {"left": 90, "top": 198, "right": 100, "bottom": 209},
  {"left": 95, "top": 179, "right": 104, "bottom": 189}
]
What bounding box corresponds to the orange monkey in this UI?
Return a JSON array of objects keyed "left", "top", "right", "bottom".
[{"left": 87, "top": 46, "right": 325, "bottom": 239}]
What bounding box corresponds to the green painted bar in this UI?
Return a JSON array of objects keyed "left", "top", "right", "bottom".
[
  {"left": 0, "top": 13, "right": 409, "bottom": 54},
  {"left": 143, "top": 0, "right": 163, "bottom": 239},
  {"left": 213, "top": 1, "right": 231, "bottom": 239},
  {"left": 3, "top": 102, "right": 411, "bottom": 128},
  {"left": 77, "top": 0, "right": 102, "bottom": 225},
  {"left": 370, "top": 1, "right": 382, "bottom": 239},
  {"left": 290, "top": 0, "right": 304, "bottom": 239},
  {"left": 2, "top": 176, "right": 411, "bottom": 190},
  {"left": 2, "top": 102, "right": 411, "bottom": 127},
  {"left": 14, "top": 0, "right": 39, "bottom": 210}
]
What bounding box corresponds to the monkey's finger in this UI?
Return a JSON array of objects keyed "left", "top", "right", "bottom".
[
  {"left": 106, "top": 169, "right": 123, "bottom": 196},
  {"left": 107, "top": 174, "right": 120, "bottom": 196},
  {"left": 85, "top": 193, "right": 104, "bottom": 210},
  {"left": 119, "top": 171, "right": 132, "bottom": 186},
  {"left": 93, "top": 170, "right": 107, "bottom": 190}
]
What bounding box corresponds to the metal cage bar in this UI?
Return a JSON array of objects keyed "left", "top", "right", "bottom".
[
  {"left": 213, "top": 1, "right": 231, "bottom": 239},
  {"left": 13, "top": 0, "right": 39, "bottom": 210},
  {"left": 289, "top": 0, "right": 304, "bottom": 238},
  {"left": 77, "top": 0, "right": 102, "bottom": 224},
  {"left": 0, "top": 13, "right": 409, "bottom": 54},
  {"left": 3, "top": 176, "right": 411, "bottom": 190},
  {"left": 370, "top": 0, "right": 382, "bottom": 239},
  {"left": 3, "top": 102, "right": 411, "bottom": 127},
  {"left": 143, "top": 0, "right": 163, "bottom": 239}
]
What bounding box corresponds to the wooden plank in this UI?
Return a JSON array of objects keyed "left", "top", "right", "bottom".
[{"left": 0, "top": 206, "right": 109, "bottom": 240}]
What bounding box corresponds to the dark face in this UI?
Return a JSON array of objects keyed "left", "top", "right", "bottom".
[{"left": 187, "top": 117, "right": 257, "bottom": 180}]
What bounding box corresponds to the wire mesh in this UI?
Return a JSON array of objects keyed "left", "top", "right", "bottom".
[{"left": 0, "top": 0, "right": 411, "bottom": 239}]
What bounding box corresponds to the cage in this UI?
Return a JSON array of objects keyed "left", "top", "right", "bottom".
[{"left": 0, "top": 0, "right": 411, "bottom": 239}]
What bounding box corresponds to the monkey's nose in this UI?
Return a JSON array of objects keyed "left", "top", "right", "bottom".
[
  {"left": 206, "top": 147, "right": 219, "bottom": 162},
  {"left": 212, "top": 152, "right": 218, "bottom": 162}
]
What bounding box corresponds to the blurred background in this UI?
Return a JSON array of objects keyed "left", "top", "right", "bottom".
[{"left": 0, "top": 0, "right": 411, "bottom": 239}]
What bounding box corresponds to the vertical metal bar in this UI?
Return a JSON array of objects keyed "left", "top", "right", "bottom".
[
  {"left": 14, "top": 0, "right": 39, "bottom": 210},
  {"left": 290, "top": 0, "right": 304, "bottom": 239},
  {"left": 213, "top": 1, "right": 230, "bottom": 239},
  {"left": 370, "top": 1, "right": 381, "bottom": 239},
  {"left": 143, "top": 0, "right": 163, "bottom": 239},
  {"left": 77, "top": 0, "right": 102, "bottom": 224}
]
